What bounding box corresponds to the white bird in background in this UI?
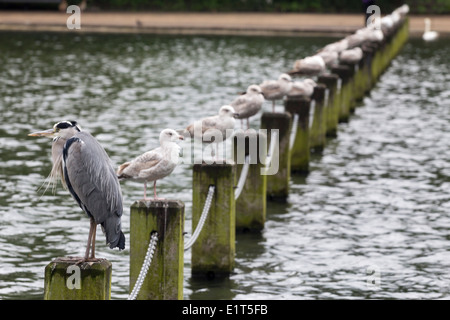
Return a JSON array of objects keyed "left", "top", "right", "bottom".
[
  {"left": 259, "top": 73, "right": 293, "bottom": 113},
  {"left": 117, "top": 129, "right": 184, "bottom": 200},
  {"left": 287, "top": 78, "right": 317, "bottom": 98},
  {"left": 339, "top": 47, "right": 364, "bottom": 64},
  {"left": 230, "top": 84, "right": 265, "bottom": 129},
  {"left": 292, "top": 55, "right": 326, "bottom": 75},
  {"left": 182, "top": 105, "right": 238, "bottom": 160},
  {"left": 423, "top": 18, "right": 439, "bottom": 41}
]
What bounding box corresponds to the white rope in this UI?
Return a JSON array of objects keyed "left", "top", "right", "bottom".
[
  {"left": 289, "top": 113, "right": 299, "bottom": 151},
  {"left": 265, "top": 130, "right": 278, "bottom": 168},
  {"left": 184, "top": 185, "right": 215, "bottom": 251},
  {"left": 234, "top": 154, "right": 250, "bottom": 200},
  {"left": 128, "top": 232, "right": 158, "bottom": 300}
]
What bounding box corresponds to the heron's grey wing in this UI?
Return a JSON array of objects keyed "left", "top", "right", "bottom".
[{"left": 63, "top": 132, "right": 124, "bottom": 248}]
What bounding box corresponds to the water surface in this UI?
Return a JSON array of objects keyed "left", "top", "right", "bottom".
[{"left": 0, "top": 31, "right": 449, "bottom": 300}]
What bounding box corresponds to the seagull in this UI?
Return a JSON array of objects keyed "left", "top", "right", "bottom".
[
  {"left": 230, "top": 84, "right": 265, "bottom": 129},
  {"left": 292, "top": 55, "right": 326, "bottom": 76},
  {"left": 339, "top": 47, "right": 363, "bottom": 64},
  {"left": 182, "top": 105, "right": 238, "bottom": 160},
  {"left": 320, "top": 38, "right": 349, "bottom": 54},
  {"left": 117, "top": 129, "right": 184, "bottom": 200},
  {"left": 423, "top": 18, "right": 439, "bottom": 41},
  {"left": 259, "top": 73, "right": 293, "bottom": 113},
  {"left": 316, "top": 50, "right": 339, "bottom": 68},
  {"left": 287, "top": 79, "right": 317, "bottom": 98}
]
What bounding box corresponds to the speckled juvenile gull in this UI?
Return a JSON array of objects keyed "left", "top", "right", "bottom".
[
  {"left": 287, "top": 79, "right": 317, "bottom": 98},
  {"left": 230, "top": 84, "right": 265, "bottom": 129},
  {"left": 182, "top": 105, "right": 238, "bottom": 160},
  {"left": 259, "top": 73, "right": 292, "bottom": 113},
  {"left": 117, "top": 128, "right": 183, "bottom": 200}
]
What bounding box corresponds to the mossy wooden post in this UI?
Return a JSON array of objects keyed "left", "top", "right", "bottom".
[
  {"left": 318, "top": 73, "right": 339, "bottom": 137},
  {"left": 260, "top": 112, "right": 291, "bottom": 200},
  {"left": 284, "top": 97, "right": 310, "bottom": 173},
  {"left": 130, "top": 200, "right": 185, "bottom": 300},
  {"left": 44, "top": 257, "right": 112, "bottom": 300},
  {"left": 361, "top": 45, "right": 375, "bottom": 93},
  {"left": 192, "top": 163, "right": 236, "bottom": 278},
  {"left": 232, "top": 130, "right": 267, "bottom": 232},
  {"left": 309, "top": 84, "right": 327, "bottom": 152},
  {"left": 331, "top": 65, "right": 351, "bottom": 122}
]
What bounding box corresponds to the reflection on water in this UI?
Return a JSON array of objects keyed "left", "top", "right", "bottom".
[{"left": 0, "top": 32, "right": 449, "bottom": 300}]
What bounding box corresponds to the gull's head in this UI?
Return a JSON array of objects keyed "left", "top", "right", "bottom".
[
  {"left": 28, "top": 120, "right": 81, "bottom": 140},
  {"left": 247, "top": 84, "right": 263, "bottom": 95},
  {"left": 160, "top": 128, "right": 184, "bottom": 144},
  {"left": 219, "top": 105, "right": 239, "bottom": 118},
  {"left": 279, "top": 73, "right": 292, "bottom": 83}
]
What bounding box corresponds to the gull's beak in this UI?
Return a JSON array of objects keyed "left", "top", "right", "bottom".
[
  {"left": 233, "top": 112, "right": 240, "bottom": 118},
  {"left": 261, "top": 92, "right": 266, "bottom": 98},
  {"left": 28, "top": 128, "right": 55, "bottom": 137},
  {"left": 178, "top": 135, "right": 184, "bottom": 140}
]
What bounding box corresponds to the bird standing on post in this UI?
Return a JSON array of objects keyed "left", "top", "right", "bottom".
[
  {"left": 259, "top": 73, "right": 293, "bottom": 113},
  {"left": 117, "top": 129, "right": 184, "bottom": 200},
  {"left": 181, "top": 105, "right": 238, "bottom": 161},
  {"left": 29, "top": 120, "right": 125, "bottom": 262},
  {"left": 230, "top": 84, "right": 265, "bottom": 129}
]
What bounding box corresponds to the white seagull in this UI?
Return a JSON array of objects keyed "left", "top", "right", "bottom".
[
  {"left": 287, "top": 79, "right": 317, "bottom": 98},
  {"left": 339, "top": 47, "right": 364, "bottom": 64},
  {"left": 292, "top": 55, "right": 326, "bottom": 75},
  {"left": 423, "top": 18, "right": 439, "bottom": 41},
  {"left": 117, "top": 128, "right": 184, "bottom": 200},
  {"left": 230, "top": 84, "right": 265, "bottom": 129},
  {"left": 259, "top": 73, "right": 293, "bottom": 113}
]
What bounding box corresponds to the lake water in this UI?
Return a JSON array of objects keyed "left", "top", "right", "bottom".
[{"left": 0, "top": 31, "right": 449, "bottom": 300}]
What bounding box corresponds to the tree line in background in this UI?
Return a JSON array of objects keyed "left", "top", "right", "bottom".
[{"left": 87, "top": 0, "right": 450, "bottom": 14}]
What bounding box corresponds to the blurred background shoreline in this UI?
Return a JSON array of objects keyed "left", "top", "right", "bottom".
[{"left": 0, "top": 11, "right": 449, "bottom": 37}]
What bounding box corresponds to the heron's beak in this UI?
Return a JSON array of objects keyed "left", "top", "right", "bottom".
[
  {"left": 233, "top": 113, "right": 240, "bottom": 118},
  {"left": 28, "top": 128, "right": 55, "bottom": 137}
]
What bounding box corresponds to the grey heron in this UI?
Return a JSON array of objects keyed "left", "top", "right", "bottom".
[
  {"left": 29, "top": 120, "right": 125, "bottom": 261},
  {"left": 117, "top": 128, "right": 184, "bottom": 200}
]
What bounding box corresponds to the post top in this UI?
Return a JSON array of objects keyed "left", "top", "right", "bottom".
[{"left": 132, "top": 199, "right": 185, "bottom": 208}]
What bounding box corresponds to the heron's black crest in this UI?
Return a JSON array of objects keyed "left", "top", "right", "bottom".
[{"left": 55, "top": 120, "right": 81, "bottom": 131}]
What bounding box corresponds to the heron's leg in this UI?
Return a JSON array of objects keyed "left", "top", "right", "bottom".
[
  {"left": 84, "top": 219, "right": 95, "bottom": 260},
  {"left": 90, "top": 220, "right": 97, "bottom": 259}
]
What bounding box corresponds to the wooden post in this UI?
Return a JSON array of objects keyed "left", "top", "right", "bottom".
[
  {"left": 130, "top": 200, "right": 185, "bottom": 300},
  {"left": 232, "top": 130, "right": 267, "bottom": 232},
  {"left": 331, "top": 65, "right": 352, "bottom": 122},
  {"left": 318, "top": 73, "right": 339, "bottom": 137},
  {"left": 260, "top": 112, "right": 291, "bottom": 200},
  {"left": 309, "top": 84, "right": 327, "bottom": 152},
  {"left": 284, "top": 98, "right": 310, "bottom": 173},
  {"left": 192, "top": 163, "right": 236, "bottom": 278},
  {"left": 44, "top": 257, "right": 112, "bottom": 300}
]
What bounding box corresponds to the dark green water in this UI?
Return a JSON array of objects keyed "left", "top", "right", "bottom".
[{"left": 0, "top": 31, "right": 449, "bottom": 300}]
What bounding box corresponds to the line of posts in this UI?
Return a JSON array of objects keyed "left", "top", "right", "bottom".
[{"left": 44, "top": 13, "right": 409, "bottom": 300}]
